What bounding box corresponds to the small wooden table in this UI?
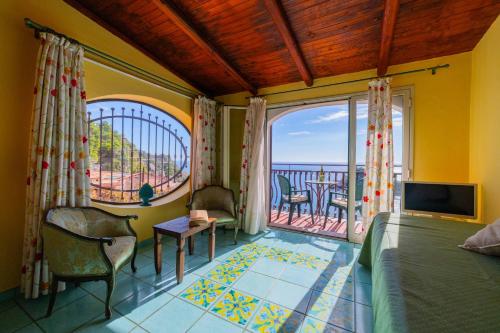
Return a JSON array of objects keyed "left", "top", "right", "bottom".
[{"left": 153, "top": 216, "right": 216, "bottom": 284}]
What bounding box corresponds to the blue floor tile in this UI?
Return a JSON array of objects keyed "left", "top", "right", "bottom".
[
  {"left": 280, "top": 265, "right": 322, "bottom": 289},
  {"left": 15, "top": 285, "right": 88, "bottom": 320},
  {"left": 249, "top": 258, "right": 286, "bottom": 277},
  {"left": 140, "top": 298, "right": 203, "bottom": 333},
  {"left": 86, "top": 274, "right": 156, "bottom": 306},
  {"left": 233, "top": 271, "right": 277, "bottom": 299},
  {"left": 355, "top": 302, "right": 373, "bottom": 333},
  {"left": 114, "top": 289, "right": 173, "bottom": 324},
  {"left": 266, "top": 280, "right": 312, "bottom": 314},
  {"left": 74, "top": 314, "right": 136, "bottom": 332},
  {"left": 0, "top": 305, "right": 32, "bottom": 332},
  {"left": 187, "top": 313, "right": 243, "bottom": 333},
  {"left": 14, "top": 323, "right": 44, "bottom": 333},
  {"left": 37, "top": 294, "right": 105, "bottom": 333}
]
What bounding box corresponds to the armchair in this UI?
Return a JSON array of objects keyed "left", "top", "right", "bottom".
[
  {"left": 42, "top": 207, "right": 138, "bottom": 319},
  {"left": 277, "top": 175, "right": 314, "bottom": 225},
  {"left": 187, "top": 185, "right": 239, "bottom": 244}
]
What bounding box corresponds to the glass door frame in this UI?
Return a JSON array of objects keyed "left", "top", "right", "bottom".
[{"left": 347, "top": 86, "right": 414, "bottom": 243}]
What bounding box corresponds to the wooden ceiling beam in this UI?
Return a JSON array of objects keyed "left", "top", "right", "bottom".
[
  {"left": 152, "top": 0, "right": 257, "bottom": 95},
  {"left": 63, "top": 0, "right": 209, "bottom": 95},
  {"left": 263, "top": 0, "right": 313, "bottom": 86},
  {"left": 378, "top": 0, "right": 400, "bottom": 76}
]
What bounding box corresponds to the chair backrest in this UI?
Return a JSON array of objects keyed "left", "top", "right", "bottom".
[
  {"left": 277, "top": 175, "right": 291, "bottom": 197},
  {"left": 46, "top": 208, "right": 88, "bottom": 236},
  {"left": 189, "top": 185, "right": 236, "bottom": 216},
  {"left": 355, "top": 176, "right": 364, "bottom": 201}
]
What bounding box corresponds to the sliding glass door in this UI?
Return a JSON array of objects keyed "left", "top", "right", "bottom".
[{"left": 347, "top": 88, "right": 413, "bottom": 243}]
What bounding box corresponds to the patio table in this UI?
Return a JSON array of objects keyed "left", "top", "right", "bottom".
[{"left": 305, "top": 179, "right": 338, "bottom": 219}]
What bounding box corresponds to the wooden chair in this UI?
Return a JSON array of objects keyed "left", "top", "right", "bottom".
[
  {"left": 324, "top": 177, "right": 364, "bottom": 228},
  {"left": 277, "top": 175, "right": 314, "bottom": 225}
]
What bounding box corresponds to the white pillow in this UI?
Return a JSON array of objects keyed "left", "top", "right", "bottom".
[{"left": 460, "top": 218, "right": 500, "bottom": 256}]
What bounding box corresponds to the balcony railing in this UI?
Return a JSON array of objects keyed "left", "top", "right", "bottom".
[{"left": 271, "top": 163, "right": 402, "bottom": 216}]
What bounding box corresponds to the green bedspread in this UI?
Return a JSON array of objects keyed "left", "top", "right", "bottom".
[{"left": 359, "top": 213, "right": 500, "bottom": 333}]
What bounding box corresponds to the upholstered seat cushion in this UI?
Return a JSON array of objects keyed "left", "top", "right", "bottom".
[
  {"left": 207, "top": 210, "right": 237, "bottom": 224},
  {"left": 331, "top": 198, "right": 348, "bottom": 207},
  {"left": 283, "top": 194, "right": 308, "bottom": 203},
  {"left": 104, "top": 236, "right": 136, "bottom": 270},
  {"left": 330, "top": 198, "right": 362, "bottom": 208}
]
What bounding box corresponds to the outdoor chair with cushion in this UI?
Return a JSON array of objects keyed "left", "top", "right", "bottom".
[
  {"left": 277, "top": 174, "right": 314, "bottom": 225},
  {"left": 187, "top": 185, "right": 239, "bottom": 244},
  {"left": 42, "top": 207, "right": 138, "bottom": 319},
  {"left": 324, "top": 176, "right": 364, "bottom": 228}
]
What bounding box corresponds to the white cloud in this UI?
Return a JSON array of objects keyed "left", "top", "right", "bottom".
[
  {"left": 288, "top": 131, "right": 311, "bottom": 136},
  {"left": 308, "top": 110, "right": 349, "bottom": 123}
]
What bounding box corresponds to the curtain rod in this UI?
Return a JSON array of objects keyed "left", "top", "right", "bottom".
[
  {"left": 246, "top": 64, "right": 450, "bottom": 99},
  {"left": 24, "top": 18, "right": 200, "bottom": 100}
]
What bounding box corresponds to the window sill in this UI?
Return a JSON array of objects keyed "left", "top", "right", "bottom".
[{"left": 92, "top": 181, "right": 190, "bottom": 210}]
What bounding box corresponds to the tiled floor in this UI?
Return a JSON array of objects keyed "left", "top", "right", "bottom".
[{"left": 0, "top": 228, "right": 372, "bottom": 333}]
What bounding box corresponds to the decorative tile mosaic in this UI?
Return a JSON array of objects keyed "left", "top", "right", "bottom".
[
  {"left": 249, "top": 302, "right": 304, "bottom": 333},
  {"left": 179, "top": 278, "right": 227, "bottom": 308},
  {"left": 224, "top": 252, "right": 259, "bottom": 269},
  {"left": 211, "top": 289, "right": 260, "bottom": 326},
  {"left": 289, "top": 252, "right": 330, "bottom": 270},
  {"left": 307, "top": 292, "right": 354, "bottom": 331},
  {"left": 207, "top": 263, "right": 247, "bottom": 285},
  {"left": 239, "top": 243, "right": 269, "bottom": 255},
  {"left": 263, "top": 247, "right": 293, "bottom": 262}
]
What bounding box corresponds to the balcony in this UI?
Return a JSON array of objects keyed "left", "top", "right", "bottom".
[{"left": 270, "top": 163, "right": 402, "bottom": 238}]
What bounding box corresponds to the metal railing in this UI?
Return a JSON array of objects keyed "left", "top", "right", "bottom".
[
  {"left": 271, "top": 163, "right": 402, "bottom": 216},
  {"left": 87, "top": 101, "right": 190, "bottom": 204}
]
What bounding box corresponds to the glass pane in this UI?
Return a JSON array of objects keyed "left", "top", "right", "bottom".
[
  {"left": 270, "top": 100, "right": 349, "bottom": 238},
  {"left": 354, "top": 96, "right": 404, "bottom": 235}
]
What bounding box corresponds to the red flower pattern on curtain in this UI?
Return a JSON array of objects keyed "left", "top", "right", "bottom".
[
  {"left": 21, "top": 33, "right": 91, "bottom": 299},
  {"left": 361, "top": 78, "right": 394, "bottom": 238}
]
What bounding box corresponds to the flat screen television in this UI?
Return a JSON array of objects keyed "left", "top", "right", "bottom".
[{"left": 402, "top": 182, "right": 477, "bottom": 219}]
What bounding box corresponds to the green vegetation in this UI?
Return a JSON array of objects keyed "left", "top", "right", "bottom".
[{"left": 88, "top": 122, "right": 180, "bottom": 175}]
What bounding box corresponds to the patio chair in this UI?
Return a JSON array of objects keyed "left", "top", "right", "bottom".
[
  {"left": 277, "top": 175, "right": 314, "bottom": 225},
  {"left": 324, "top": 176, "right": 364, "bottom": 228},
  {"left": 42, "top": 207, "right": 138, "bottom": 319},
  {"left": 187, "top": 185, "right": 239, "bottom": 244}
]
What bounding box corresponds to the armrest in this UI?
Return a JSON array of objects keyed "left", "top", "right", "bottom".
[
  {"left": 42, "top": 223, "right": 112, "bottom": 276},
  {"left": 82, "top": 208, "right": 137, "bottom": 238}
]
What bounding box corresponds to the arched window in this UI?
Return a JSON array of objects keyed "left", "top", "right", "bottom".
[{"left": 86, "top": 99, "right": 190, "bottom": 204}]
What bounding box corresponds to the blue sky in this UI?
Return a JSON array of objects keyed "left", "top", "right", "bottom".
[
  {"left": 272, "top": 100, "right": 403, "bottom": 165},
  {"left": 87, "top": 100, "right": 191, "bottom": 157}
]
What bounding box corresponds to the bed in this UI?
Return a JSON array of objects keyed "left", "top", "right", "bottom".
[{"left": 358, "top": 213, "right": 500, "bottom": 333}]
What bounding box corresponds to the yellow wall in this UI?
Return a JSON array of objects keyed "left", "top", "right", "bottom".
[
  {"left": 0, "top": 0, "right": 195, "bottom": 293},
  {"left": 217, "top": 52, "right": 472, "bottom": 183},
  {"left": 469, "top": 16, "right": 500, "bottom": 224}
]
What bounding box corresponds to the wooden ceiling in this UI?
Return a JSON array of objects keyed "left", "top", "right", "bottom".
[{"left": 65, "top": 0, "right": 500, "bottom": 96}]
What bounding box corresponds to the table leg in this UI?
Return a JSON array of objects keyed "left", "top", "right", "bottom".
[
  {"left": 188, "top": 236, "right": 194, "bottom": 255},
  {"left": 154, "top": 230, "right": 162, "bottom": 274},
  {"left": 208, "top": 223, "right": 216, "bottom": 261},
  {"left": 176, "top": 237, "right": 185, "bottom": 284}
]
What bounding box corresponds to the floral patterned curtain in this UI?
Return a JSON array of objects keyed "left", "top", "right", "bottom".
[
  {"left": 21, "top": 33, "right": 91, "bottom": 299},
  {"left": 239, "top": 97, "right": 268, "bottom": 234},
  {"left": 192, "top": 96, "right": 217, "bottom": 190},
  {"left": 361, "top": 78, "right": 394, "bottom": 238}
]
